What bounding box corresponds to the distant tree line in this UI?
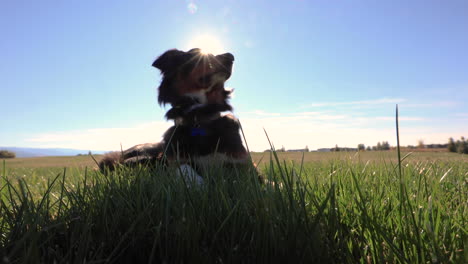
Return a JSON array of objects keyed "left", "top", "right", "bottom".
[
  {"left": 374, "top": 141, "right": 391, "bottom": 151},
  {"left": 262, "top": 138, "right": 468, "bottom": 153},
  {"left": 265, "top": 146, "right": 310, "bottom": 152},
  {"left": 356, "top": 141, "right": 391, "bottom": 152},
  {"left": 332, "top": 145, "right": 358, "bottom": 152},
  {"left": 448, "top": 137, "right": 468, "bottom": 154},
  {"left": 0, "top": 150, "right": 16, "bottom": 159},
  {"left": 76, "top": 151, "right": 93, "bottom": 156}
]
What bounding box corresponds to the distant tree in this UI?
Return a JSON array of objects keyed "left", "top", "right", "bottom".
[
  {"left": 0, "top": 150, "right": 16, "bottom": 159},
  {"left": 448, "top": 137, "right": 456, "bottom": 153},
  {"left": 381, "top": 141, "right": 390, "bottom": 150},
  {"left": 358, "top": 144, "right": 365, "bottom": 151},
  {"left": 456, "top": 137, "right": 467, "bottom": 154},
  {"left": 464, "top": 137, "right": 468, "bottom": 154},
  {"left": 305, "top": 145, "right": 309, "bottom": 152},
  {"left": 376, "top": 142, "right": 382, "bottom": 150},
  {"left": 417, "top": 139, "right": 425, "bottom": 149},
  {"left": 366, "top": 146, "right": 372, "bottom": 151},
  {"left": 334, "top": 144, "right": 340, "bottom": 152}
]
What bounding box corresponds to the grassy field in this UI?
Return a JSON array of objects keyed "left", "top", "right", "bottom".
[
  {"left": 4, "top": 150, "right": 467, "bottom": 169},
  {"left": 1, "top": 151, "right": 467, "bottom": 263}
]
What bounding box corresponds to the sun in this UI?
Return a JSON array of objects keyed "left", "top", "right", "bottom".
[{"left": 186, "top": 34, "right": 226, "bottom": 55}]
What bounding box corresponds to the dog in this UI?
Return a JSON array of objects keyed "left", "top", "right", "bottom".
[{"left": 99, "top": 48, "right": 258, "bottom": 184}]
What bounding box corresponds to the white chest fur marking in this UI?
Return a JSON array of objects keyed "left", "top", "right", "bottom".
[{"left": 176, "top": 164, "right": 204, "bottom": 186}]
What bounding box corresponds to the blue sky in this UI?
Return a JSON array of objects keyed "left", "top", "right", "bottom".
[{"left": 1, "top": 0, "right": 467, "bottom": 151}]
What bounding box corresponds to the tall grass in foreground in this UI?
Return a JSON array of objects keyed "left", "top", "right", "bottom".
[{"left": 1, "top": 151, "right": 466, "bottom": 263}]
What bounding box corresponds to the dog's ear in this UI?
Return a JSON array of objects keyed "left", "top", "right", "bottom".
[
  {"left": 188, "top": 48, "right": 202, "bottom": 54},
  {"left": 155, "top": 49, "right": 190, "bottom": 105},
  {"left": 152, "top": 49, "right": 186, "bottom": 74},
  {"left": 216, "top": 52, "right": 234, "bottom": 67},
  {"left": 216, "top": 52, "right": 234, "bottom": 63},
  {"left": 215, "top": 52, "right": 235, "bottom": 79}
]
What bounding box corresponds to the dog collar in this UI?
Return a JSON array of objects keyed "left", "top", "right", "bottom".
[
  {"left": 174, "top": 112, "right": 221, "bottom": 126},
  {"left": 190, "top": 127, "right": 207, "bottom": 136}
]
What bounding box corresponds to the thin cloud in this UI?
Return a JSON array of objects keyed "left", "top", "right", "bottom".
[
  {"left": 243, "top": 110, "right": 281, "bottom": 116},
  {"left": 304, "top": 98, "right": 459, "bottom": 111},
  {"left": 402, "top": 101, "right": 458, "bottom": 108},
  {"left": 18, "top": 109, "right": 463, "bottom": 152},
  {"left": 454, "top": 113, "right": 468, "bottom": 121},
  {"left": 376, "top": 116, "right": 425, "bottom": 121},
  {"left": 454, "top": 113, "right": 468, "bottom": 118},
  {"left": 25, "top": 121, "right": 172, "bottom": 151},
  {"left": 293, "top": 112, "right": 348, "bottom": 120},
  {"left": 304, "top": 98, "right": 406, "bottom": 108},
  {"left": 240, "top": 111, "right": 349, "bottom": 123},
  {"left": 239, "top": 114, "right": 462, "bottom": 151}
]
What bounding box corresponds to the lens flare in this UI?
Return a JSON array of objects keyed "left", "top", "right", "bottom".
[
  {"left": 187, "top": 1, "right": 197, "bottom": 14},
  {"left": 187, "top": 35, "right": 226, "bottom": 55}
]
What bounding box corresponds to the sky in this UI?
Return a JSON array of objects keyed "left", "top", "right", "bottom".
[{"left": 1, "top": 0, "right": 467, "bottom": 152}]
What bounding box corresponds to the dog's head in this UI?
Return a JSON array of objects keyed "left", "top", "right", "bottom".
[{"left": 153, "top": 48, "right": 234, "bottom": 106}]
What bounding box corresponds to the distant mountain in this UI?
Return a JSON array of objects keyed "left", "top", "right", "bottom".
[{"left": 0, "top": 147, "right": 107, "bottom": 158}]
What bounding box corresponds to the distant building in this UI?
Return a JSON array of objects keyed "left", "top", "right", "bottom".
[
  {"left": 287, "top": 145, "right": 309, "bottom": 152},
  {"left": 317, "top": 148, "right": 331, "bottom": 152},
  {"left": 425, "top": 144, "right": 448, "bottom": 149},
  {"left": 287, "top": 149, "right": 309, "bottom": 152},
  {"left": 331, "top": 147, "right": 358, "bottom": 152}
]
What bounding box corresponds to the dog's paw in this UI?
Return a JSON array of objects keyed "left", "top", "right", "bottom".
[{"left": 176, "top": 164, "right": 204, "bottom": 186}]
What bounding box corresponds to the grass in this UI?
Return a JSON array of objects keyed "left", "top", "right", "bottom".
[
  {"left": 1, "top": 149, "right": 466, "bottom": 263},
  {"left": 4, "top": 150, "right": 466, "bottom": 169},
  {"left": 1, "top": 105, "right": 467, "bottom": 263}
]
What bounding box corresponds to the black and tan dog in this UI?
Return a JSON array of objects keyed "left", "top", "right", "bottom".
[{"left": 99, "top": 48, "right": 256, "bottom": 184}]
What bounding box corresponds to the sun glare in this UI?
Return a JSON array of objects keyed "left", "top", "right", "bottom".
[{"left": 187, "top": 35, "right": 226, "bottom": 55}]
